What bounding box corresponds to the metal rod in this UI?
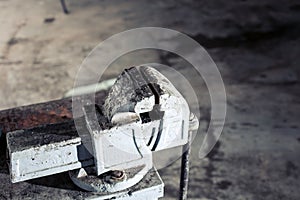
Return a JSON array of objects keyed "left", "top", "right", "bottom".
[
  {"left": 179, "top": 131, "right": 192, "bottom": 200},
  {"left": 60, "top": 0, "right": 69, "bottom": 14}
]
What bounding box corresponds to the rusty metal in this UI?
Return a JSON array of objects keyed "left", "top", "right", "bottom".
[{"left": 0, "top": 92, "right": 107, "bottom": 135}]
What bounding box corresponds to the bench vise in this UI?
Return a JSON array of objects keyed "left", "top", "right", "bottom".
[{"left": 6, "top": 66, "right": 198, "bottom": 199}]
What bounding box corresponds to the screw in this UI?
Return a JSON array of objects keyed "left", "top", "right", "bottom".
[
  {"left": 101, "top": 170, "right": 125, "bottom": 184},
  {"left": 110, "top": 170, "right": 124, "bottom": 179}
]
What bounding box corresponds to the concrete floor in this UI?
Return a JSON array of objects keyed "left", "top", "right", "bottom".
[{"left": 0, "top": 0, "right": 300, "bottom": 199}]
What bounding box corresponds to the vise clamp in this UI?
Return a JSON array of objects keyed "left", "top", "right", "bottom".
[{"left": 6, "top": 66, "right": 199, "bottom": 199}]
